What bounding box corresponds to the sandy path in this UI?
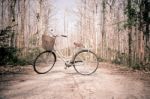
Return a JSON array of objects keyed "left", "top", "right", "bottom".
[{"left": 0, "top": 62, "right": 150, "bottom": 99}]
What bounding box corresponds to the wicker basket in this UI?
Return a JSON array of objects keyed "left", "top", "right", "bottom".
[{"left": 42, "top": 34, "right": 55, "bottom": 50}]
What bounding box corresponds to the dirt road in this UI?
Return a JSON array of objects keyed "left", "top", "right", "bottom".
[{"left": 0, "top": 62, "right": 150, "bottom": 99}]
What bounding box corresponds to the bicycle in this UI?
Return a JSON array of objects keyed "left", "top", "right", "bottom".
[{"left": 33, "top": 34, "right": 99, "bottom": 75}]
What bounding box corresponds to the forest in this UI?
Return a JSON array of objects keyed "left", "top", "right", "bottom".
[
  {"left": 0, "top": 0, "right": 149, "bottom": 70},
  {"left": 0, "top": 0, "right": 150, "bottom": 99}
]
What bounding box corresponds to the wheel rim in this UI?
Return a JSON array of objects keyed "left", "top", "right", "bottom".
[
  {"left": 73, "top": 51, "right": 98, "bottom": 75},
  {"left": 34, "top": 51, "right": 55, "bottom": 74}
]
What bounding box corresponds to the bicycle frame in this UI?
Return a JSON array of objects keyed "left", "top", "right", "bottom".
[
  {"left": 51, "top": 35, "right": 92, "bottom": 65},
  {"left": 52, "top": 41, "right": 76, "bottom": 65},
  {"left": 53, "top": 49, "right": 71, "bottom": 63}
]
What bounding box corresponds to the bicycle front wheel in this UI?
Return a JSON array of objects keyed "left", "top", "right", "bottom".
[
  {"left": 73, "top": 50, "right": 99, "bottom": 75},
  {"left": 33, "top": 51, "right": 56, "bottom": 74}
]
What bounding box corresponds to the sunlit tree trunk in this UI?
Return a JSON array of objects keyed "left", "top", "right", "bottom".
[{"left": 101, "top": 0, "right": 106, "bottom": 59}]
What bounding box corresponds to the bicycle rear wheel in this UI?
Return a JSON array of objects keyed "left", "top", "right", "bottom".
[
  {"left": 33, "top": 51, "right": 56, "bottom": 74},
  {"left": 73, "top": 50, "right": 98, "bottom": 75}
]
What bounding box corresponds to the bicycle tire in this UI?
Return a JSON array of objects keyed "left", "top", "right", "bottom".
[
  {"left": 33, "top": 51, "right": 56, "bottom": 74},
  {"left": 73, "top": 49, "right": 99, "bottom": 75}
]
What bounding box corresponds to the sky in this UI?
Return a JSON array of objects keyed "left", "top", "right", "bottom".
[{"left": 53, "top": 0, "right": 77, "bottom": 35}]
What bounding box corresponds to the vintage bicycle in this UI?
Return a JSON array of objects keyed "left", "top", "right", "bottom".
[{"left": 33, "top": 34, "right": 99, "bottom": 75}]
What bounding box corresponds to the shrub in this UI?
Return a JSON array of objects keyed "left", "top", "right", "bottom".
[{"left": 0, "top": 47, "right": 19, "bottom": 65}]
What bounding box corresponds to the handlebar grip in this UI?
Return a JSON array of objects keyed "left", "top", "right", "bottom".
[{"left": 61, "top": 35, "right": 67, "bottom": 37}]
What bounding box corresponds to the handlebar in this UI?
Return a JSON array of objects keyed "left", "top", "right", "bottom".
[
  {"left": 49, "top": 29, "right": 67, "bottom": 38},
  {"left": 53, "top": 34, "right": 67, "bottom": 38},
  {"left": 61, "top": 35, "right": 67, "bottom": 37}
]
